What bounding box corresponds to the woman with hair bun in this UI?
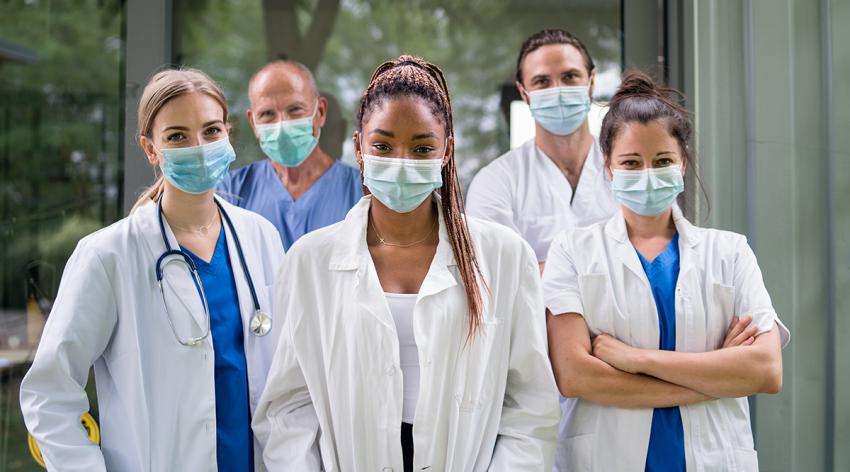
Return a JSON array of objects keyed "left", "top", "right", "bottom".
[
  {"left": 542, "top": 71, "right": 790, "bottom": 472},
  {"left": 254, "top": 55, "right": 560, "bottom": 471}
]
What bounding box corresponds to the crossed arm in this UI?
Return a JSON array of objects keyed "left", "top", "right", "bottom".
[{"left": 547, "top": 311, "right": 783, "bottom": 408}]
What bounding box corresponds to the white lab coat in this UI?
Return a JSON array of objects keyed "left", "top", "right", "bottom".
[
  {"left": 20, "top": 196, "right": 284, "bottom": 472},
  {"left": 253, "top": 195, "right": 561, "bottom": 471},
  {"left": 541, "top": 206, "right": 791, "bottom": 472},
  {"left": 466, "top": 137, "right": 618, "bottom": 262}
]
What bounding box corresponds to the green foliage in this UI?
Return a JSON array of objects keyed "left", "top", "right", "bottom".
[
  {"left": 176, "top": 0, "right": 622, "bottom": 182},
  {"left": 0, "top": 0, "right": 123, "bottom": 309}
]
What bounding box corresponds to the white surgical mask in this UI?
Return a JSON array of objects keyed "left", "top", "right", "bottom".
[
  {"left": 254, "top": 104, "right": 320, "bottom": 167},
  {"left": 526, "top": 83, "right": 591, "bottom": 136},
  {"left": 611, "top": 165, "right": 684, "bottom": 216},
  {"left": 362, "top": 155, "right": 443, "bottom": 213}
]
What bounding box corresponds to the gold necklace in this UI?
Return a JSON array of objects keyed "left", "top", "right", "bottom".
[
  {"left": 369, "top": 213, "right": 438, "bottom": 248},
  {"left": 169, "top": 209, "right": 220, "bottom": 235}
]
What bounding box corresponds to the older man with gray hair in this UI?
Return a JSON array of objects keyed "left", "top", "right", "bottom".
[{"left": 219, "top": 60, "right": 362, "bottom": 250}]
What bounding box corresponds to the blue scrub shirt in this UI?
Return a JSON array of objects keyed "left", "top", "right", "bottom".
[
  {"left": 183, "top": 229, "right": 253, "bottom": 472},
  {"left": 635, "top": 233, "right": 686, "bottom": 472},
  {"left": 218, "top": 159, "right": 362, "bottom": 250}
]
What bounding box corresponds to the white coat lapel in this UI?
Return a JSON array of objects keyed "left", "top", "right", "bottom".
[
  {"left": 605, "top": 211, "right": 650, "bottom": 288},
  {"left": 329, "top": 197, "right": 395, "bottom": 330},
  {"left": 135, "top": 199, "right": 210, "bottom": 337},
  {"left": 672, "top": 205, "right": 704, "bottom": 352},
  {"left": 418, "top": 207, "right": 458, "bottom": 300},
  {"left": 672, "top": 205, "right": 701, "bottom": 279}
]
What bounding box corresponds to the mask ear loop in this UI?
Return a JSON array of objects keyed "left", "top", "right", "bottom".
[{"left": 587, "top": 79, "right": 597, "bottom": 107}]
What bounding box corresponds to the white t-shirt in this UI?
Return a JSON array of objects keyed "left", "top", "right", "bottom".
[
  {"left": 384, "top": 292, "right": 419, "bottom": 424},
  {"left": 466, "top": 137, "right": 618, "bottom": 262}
]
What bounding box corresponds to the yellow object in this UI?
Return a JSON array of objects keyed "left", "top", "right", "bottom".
[
  {"left": 28, "top": 413, "right": 100, "bottom": 468},
  {"left": 26, "top": 294, "right": 45, "bottom": 347}
]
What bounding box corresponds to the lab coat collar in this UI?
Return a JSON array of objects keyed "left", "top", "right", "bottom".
[
  {"left": 605, "top": 204, "right": 703, "bottom": 281},
  {"left": 604, "top": 204, "right": 701, "bottom": 246}
]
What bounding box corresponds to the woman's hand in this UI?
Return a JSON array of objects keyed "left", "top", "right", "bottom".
[
  {"left": 722, "top": 315, "right": 758, "bottom": 348},
  {"left": 592, "top": 334, "right": 643, "bottom": 374}
]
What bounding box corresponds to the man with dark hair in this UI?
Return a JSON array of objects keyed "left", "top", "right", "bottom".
[
  {"left": 218, "top": 61, "right": 362, "bottom": 250},
  {"left": 467, "top": 29, "right": 617, "bottom": 270}
]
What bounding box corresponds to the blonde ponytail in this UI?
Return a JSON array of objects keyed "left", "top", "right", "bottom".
[{"left": 130, "top": 176, "right": 165, "bottom": 213}]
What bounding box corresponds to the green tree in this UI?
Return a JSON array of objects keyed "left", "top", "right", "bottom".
[
  {"left": 177, "top": 0, "right": 621, "bottom": 186},
  {"left": 0, "top": 1, "right": 122, "bottom": 468}
]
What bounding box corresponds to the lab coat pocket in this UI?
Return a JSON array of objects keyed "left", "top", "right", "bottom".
[
  {"left": 708, "top": 283, "right": 736, "bottom": 348},
  {"left": 731, "top": 447, "right": 759, "bottom": 471},
  {"left": 711, "top": 283, "right": 735, "bottom": 317},
  {"left": 578, "top": 273, "right": 625, "bottom": 339},
  {"left": 455, "top": 317, "right": 504, "bottom": 412},
  {"left": 562, "top": 433, "right": 594, "bottom": 472}
]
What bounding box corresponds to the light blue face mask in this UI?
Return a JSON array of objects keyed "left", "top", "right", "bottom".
[
  {"left": 362, "top": 154, "right": 443, "bottom": 213},
  {"left": 526, "top": 84, "right": 591, "bottom": 136},
  {"left": 159, "top": 138, "right": 236, "bottom": 194},
  {"left": 255, "top": 105, "right": 319, "bottom": 167},
  {"left": 611, "top": 165, "right": 684, "bottom": 216}
]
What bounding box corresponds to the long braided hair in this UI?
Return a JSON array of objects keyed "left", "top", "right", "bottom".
[{"left": 356, "top": 55, "right": 487, "bottom": 341}]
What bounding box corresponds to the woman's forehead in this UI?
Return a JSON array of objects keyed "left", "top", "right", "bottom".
[{"left": 363, "top": 95, "right": 446, "bottom": 138}]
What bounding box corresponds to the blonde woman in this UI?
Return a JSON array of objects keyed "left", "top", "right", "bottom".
[{"left": 20, "top": 68, "right": 283, "bottom": 471}]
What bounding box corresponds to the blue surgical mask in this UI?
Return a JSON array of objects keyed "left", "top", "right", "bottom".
[
  {"left": 526, "top": 84, "right": 591, "bottom": 136},
  {"left": 159, "top": 138, "right": 236, "bottom": 194},
  {"left": 362, "top": 154, "right": 443, "bottom": 213},
  {"left": 611, "top": 165, "right": 684, "bottom": 216},
  {"left": 255, "top": 105, "right": 319, "bottom": 167}
]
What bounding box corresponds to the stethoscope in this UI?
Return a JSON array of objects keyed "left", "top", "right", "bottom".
[{"left": 154, "top": 198, "right": 272, "bottom": 346}]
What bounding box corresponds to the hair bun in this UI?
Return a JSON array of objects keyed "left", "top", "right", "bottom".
[
  {"left": 396, "top": 55, "right": 426, "bottom": 67},
  {"left": 610, "top": 70, "right": 685, "bottom": 107},
  {"left": 611, "top": 71, "right": 663, "bottom": 102}
]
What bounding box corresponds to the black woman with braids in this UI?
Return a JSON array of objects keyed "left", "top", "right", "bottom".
[{"left": 253, "top": 55, "right": 560, "bottom": 471}]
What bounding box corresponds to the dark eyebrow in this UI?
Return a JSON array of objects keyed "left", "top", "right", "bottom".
[
  {"left": 412, "top": 132, "right": 437, "bottom": 140},
  {"left": 656, "top": 151, "right": 676, "bottom": 156},
  {"left": 616, "top": 153, "right": 641, "bottom": 158},
  {"left": 530, "top": 74, "right": 550, "bottom": 82},
  {"left": 369, "top": 129, "right": 394, "bottom": 137},
  {"left": 203, "top": 120, "right": 224, "bottom": 128}
]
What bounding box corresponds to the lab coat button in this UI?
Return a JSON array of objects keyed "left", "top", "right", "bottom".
[{"left": 386, "top": 365, "right": 396, "bottom": 376}]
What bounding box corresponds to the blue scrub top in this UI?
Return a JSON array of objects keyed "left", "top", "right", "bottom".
[
  {"left": 183, "top": 229, "right": 253, "bottom": 472},
  {"left": 218, "top": 159, "right": 362, "bottom": 250},
  {"left": 635, "top": 233, "right": 686, "bottom": 472}
]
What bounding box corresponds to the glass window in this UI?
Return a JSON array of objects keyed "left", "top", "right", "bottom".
[
  {"left": 174, "top": 0, "right": 622, "bottom": 186},
  {"left": 0, "top": 1, "right": 124, "bottom": 468}
]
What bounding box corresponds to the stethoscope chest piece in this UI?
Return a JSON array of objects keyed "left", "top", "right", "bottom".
[{"left": 250, "top": 311, "right": 272, "bottom": 337}]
